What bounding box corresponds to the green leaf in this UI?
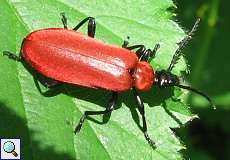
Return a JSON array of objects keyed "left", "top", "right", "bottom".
[
  {"left": 177, "top": 0, "right": 228, "bottom": 109},
  {"left": 0, "top": 0, "right": 194, "bottom": 159}
]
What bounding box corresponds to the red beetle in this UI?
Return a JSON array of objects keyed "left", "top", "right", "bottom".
[{"left": 3, "top": 14, "right": 215, "bottom": 148}]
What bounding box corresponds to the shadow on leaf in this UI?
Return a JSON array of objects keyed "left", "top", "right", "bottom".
[{"left": 0, "top": 101, "right": 75, "bottom": 160}]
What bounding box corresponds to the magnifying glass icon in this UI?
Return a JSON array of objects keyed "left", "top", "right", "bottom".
[{"left": 3, "top": 141, "right": 18, "bottom": 157}]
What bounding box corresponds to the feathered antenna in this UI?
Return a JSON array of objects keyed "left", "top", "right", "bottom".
[{"left": 167, "top": 18, "right": 201, "bottom": 72}]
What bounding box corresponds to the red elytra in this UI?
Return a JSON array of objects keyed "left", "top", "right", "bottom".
[{"left": 21, "top": 28, "right": 155, "bottom": 92}]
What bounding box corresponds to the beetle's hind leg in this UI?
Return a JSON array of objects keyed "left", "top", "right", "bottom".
[
  {"left": 73, "top": 17, "right": 96, "bottom": 38},
  {"left": 34, "top": 74, "right": 62, "bottom": 89},
  {"left": 3, "top": 51, "right": 22, "bottom": 62},
  {"left": 75, "top": 91, "right": 118, "bottom": 133},
  {"left": 33, "top": 72, "right": 63, "bottom": 96},
  {"left": 60, "top": 13, "right": 68, "bottom": 29}
]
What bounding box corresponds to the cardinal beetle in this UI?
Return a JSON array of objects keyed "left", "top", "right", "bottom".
[{"left": 3, "top": 14, "right": 215, "bottom": 148}]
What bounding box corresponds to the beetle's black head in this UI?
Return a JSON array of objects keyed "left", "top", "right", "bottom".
[
  {"left": 154, "top": 69, "right": 216, "bottom": 109},
  {"left": 155, "top": 70, "right": 179, "bottom": 88}
]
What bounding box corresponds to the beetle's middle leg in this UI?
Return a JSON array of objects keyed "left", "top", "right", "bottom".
[
  {"left": 73, "top": 17, "right": 96, "bottom": 38},
  {"left": 75, "top": 91, "right": 118, "bottom": 134},
  {"left": 133, "top": 87, "right": 156, "bottom": 149},
  {"left": 123, "top": 40, "right": 160, "bottom": 62},
  {"left": 124, "top": 44, "right": 148, "bottom": 61},
  {"left": 122, "top": 39, "right": 149, "bottom": 61}
]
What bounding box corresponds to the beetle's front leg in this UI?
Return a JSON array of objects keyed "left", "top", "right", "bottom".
[
  {"left": 133, "top": 88, "right": 156, "bottom": 149},
  {"left": 122, "top": 41, "right": 148, "bottom": 61},
  {"left": 75, "top": 91, "right": 118, "bottom": 133}
]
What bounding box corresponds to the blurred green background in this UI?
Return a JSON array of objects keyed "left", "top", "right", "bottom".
[{"left": 176, "top": 0, "right": 230, "bottom": 159}]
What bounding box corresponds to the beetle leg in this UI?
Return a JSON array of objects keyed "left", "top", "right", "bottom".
[
  {"left": 122, "top": 40, "right": 129, "bottom": 48},
  {"left": 133, "top": 87, "right": 156, "bottom": 149},
  {"left": 87, "top": 17, "right": 96, "bottom": 38},
  {"left": 60, "top": 13, "right": 68, "bottom": 29},
  {"left": 126, "top": 45, "right": 149, "bottom": 61},
  {"left": 33, "top": 72, "right": 63, "bottom": 96},
  {"left": 3, "top": 51, "right": 21, "bottom": 62},
  {"left": 73, "top": 17, "right": 96, "bottom": 38},
  {"left": 147, "top": 43, "right": 160, "bottom": 62},
  {"left": 124, "top": 44, "right": 146, "bottom": 58},
  {"left": 75, "top": 91, "right": 118, "bottom": 134},
  {"left": 139, "top": 43, "right": 160, "bottom": 62},
  {"left": 125, "top": 44, "right": 145, "bottom": 50},
  {"left": 139, "top": 49, "right": 152, "bottom": 61},
  {"left": 125, "top": 43, "right": 160, "bottom": 62},
  {"left": 34, "top": 74, "right": 62, "bottom": 89},
  {"left": 122, "top": 36, "right": 130, "bottom": 48}
]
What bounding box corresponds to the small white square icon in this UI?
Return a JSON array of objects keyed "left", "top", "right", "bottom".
[{"left": 0, "top": 139, "right": 20, "bottom": 160}]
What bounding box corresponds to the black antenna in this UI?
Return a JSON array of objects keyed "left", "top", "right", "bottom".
[
  {"left": 167, "top": 18, "right": 201, "bottom": 72},
  {"left": 175, "top": 84, "right": 216, "bottom": 110}
]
